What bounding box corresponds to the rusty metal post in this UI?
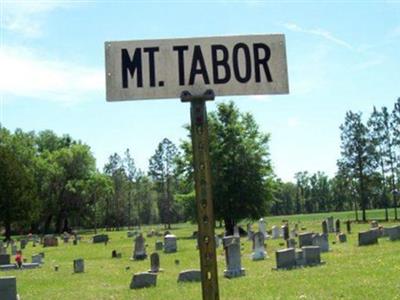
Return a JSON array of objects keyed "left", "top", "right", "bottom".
[{"left": 181, "top": 89, "right": 219, "bottom": 300}]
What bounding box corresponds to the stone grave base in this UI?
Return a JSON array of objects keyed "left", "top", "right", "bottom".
[{"left": 223, "top": 268, "right": 245, "bottom": 278}]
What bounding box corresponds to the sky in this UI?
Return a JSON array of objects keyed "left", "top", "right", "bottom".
[{"left": 1, "top": 0, "right": 399, "bottom": 182}]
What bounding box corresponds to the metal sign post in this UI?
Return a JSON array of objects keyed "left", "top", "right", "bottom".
[{"left": 181, "top": 89, "right": 219, "bottom": 300}]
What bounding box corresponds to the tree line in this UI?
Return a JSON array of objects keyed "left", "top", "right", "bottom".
[{"left": 1, "top": 99, "right": 399, "bottom": 239}]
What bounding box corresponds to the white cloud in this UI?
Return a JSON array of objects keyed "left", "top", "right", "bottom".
[
  {"left": 287, "top": 117, "right": 299, "bottom": 128},
  {"left": 249, "top": 95, "right": 271, "bottom": 101},
  {"left": 0, "top": 46, "right": 104, "bottom": 104},
  {"left": 282, "top": 22, "right": 354, "bottom": 50},
  {"left": 2, "top": 0, "right": 71, "bottom": 37}
]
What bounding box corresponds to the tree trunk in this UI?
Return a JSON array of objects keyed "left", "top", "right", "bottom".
[
  {"left": 62, "top": 218, "right": 69, "bottom": 233},
  {"left": 4, "top": 220, "right": 11, "bottom": 241},
  {"left": 44, "top": 215, "right": 53, "bottom": 234}
]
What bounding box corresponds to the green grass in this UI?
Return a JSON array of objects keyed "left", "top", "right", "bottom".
[{"left": 3, "top": 209, "right": 400, "bottom": 300}]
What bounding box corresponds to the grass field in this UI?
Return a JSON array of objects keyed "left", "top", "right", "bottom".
[{"left": 3, "top": 209, "right": 400, "bottom": 300}]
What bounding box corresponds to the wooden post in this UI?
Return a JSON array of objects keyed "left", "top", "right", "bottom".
[{"left": 182, "top": 90, "right": 219, "bottom": 300}]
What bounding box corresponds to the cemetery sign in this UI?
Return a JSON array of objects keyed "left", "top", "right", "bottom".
[{"left": 105, "top": 34, "right": 288, "bottom": 101}]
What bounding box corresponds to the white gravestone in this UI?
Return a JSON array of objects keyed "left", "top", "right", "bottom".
[
  {"left": 259, "top": 218, "right": 267, "bottom": 238},
  {"left": 164, "top": 234, "right": 177, "bottom": 253},
  {"left": 251, "top": 232, "right": 266, "bottom": 261},
  {"left": 271, "top": 226, "right": 280, "bottom": 239}
]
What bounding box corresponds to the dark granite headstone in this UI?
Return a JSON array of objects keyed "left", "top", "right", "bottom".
[{"left": 130, "top": 272, "right": 157, "bottom": 289}]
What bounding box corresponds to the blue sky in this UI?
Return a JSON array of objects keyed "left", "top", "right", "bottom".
[{"left": 1, "top": 0, "right": 399, "bottom": 182}]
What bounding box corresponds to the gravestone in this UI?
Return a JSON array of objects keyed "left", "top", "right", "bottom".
[
  {"left": 322, "top": 220, "right": 328, "bottom": 235},
  {"left": 386, "top": 225, "right": 400, "bottom": 241},
  {"left": 155, "top": 241, "right": 163, "bottom": 251},
  {"left": 302, "top": 246, "right": 321, "bottom": 266},
  {"left": 133, "top": 234, "right": 147, "bottom": 260},
  {"left": 73, "top": 259, "right": 84, "bottom": 273},
  {"left": 11, "top": 245, "right": 17, "bottom": 256},
  {"left": 298, "top": 232, "right": 313, "bottom": 248},
  {"left": 282, "top": 224, "right": 289, "bottom": 240},
  {"left": 0, "top": 254, "right": 11, "bottom": 265},
  {"left": 286, "top": 238, "right": 296, "bottom": 249},
  {"left": 275, "top": 248, "right": 296, "bottom": 269},
  {"left": 0, "top": 246, "right": 6, "bottom": 255},
  {"left": 130, "top": 272, "right": 157, "bottom": 289},
  {"left": 0, "top": 276, "right": 17, "bottom": 300},
  {"left": 335, "top": 219, "right": 341, "bottom": 233},
  {"left": 346, "top": 220, "right": 351, "bottom": 234},
  {"left": 164, "top": 234, "right": 177, "bottom": 253},
  {"left": 295, "top": 249, "right": 305, "bottom": 266},
  {"left": 112, "top": 250, "right": 117, "bottom": 258},
  {"left": 290, "top": 228, "right": 296, "bottom": 239},
  {"left": 43, "top": 235, "right": 58, "bottom": 247},
  {"left": 312, "top": 233, "right": 329, "bottom": 252},
  {"left": 32, "top": 254, "right": 43, "bottom": 264},
  {"left": 259, "top": 218, "right": 267, "bottom": 238},
  {"left": 233, "top": 225, "right": 240, "bottom": 237},
  {"left": 127, "top": 231, "right": 135, "bottom": 238},
  {"left": 63, "top": 233, "right": 69, "bottom": 243},
  {"left": 73, "top": 239, "right": 78, "bottom": 246},
  {"left": 251, "top": 232, "right": 266, "bottom": 261},
  {"left": 21, "top": 263, "right": 40, "bottom": 269},
  {"left": 39, "top": 252, "right": 45, "bottom": 259},
  {"left": 20, "top": 239, "right": 27, "bottom": 250},
  {"left": 271, "top": 226, "right": 280, "bottom": 239},
  {"left": 371, "top": 220, "right": 379, "bottom": 228},
  {"left": 92, "top": 234, "right": 109, "bottom": 244},
  {"left": 223, "top": 236, "right": 245, "bottom": 278},
  {"left": 326, "top": 217, "right": 334, "bottom": 233},
  {"left": 177, "top": 269, "right": 201, "bottom": 282},
  {"left": 337, "top": 233, "right": 347, "bottom": 243},
  {"left": 358, "top": 230, "right": 378, "bottom": 246},
  {"left": 149, "top": 252, "right": 161, "bottom": 273},
  {"left": 247, "top": 224, "right": 253, "bottom": 240}
]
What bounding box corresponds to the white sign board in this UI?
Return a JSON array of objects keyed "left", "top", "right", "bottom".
[{"left": 105, "top": 34, "right": 289, "bottom": 101}]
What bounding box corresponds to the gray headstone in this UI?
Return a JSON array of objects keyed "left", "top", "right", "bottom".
[
  {"left": 358, "top": 230, "right": 378, "bottom": 246},
  {"left": 0, "top": 254, "right": 11, "bottom": 266},
  {"left": 73, "top": 259, "right": 84, "bottom": 273},
  {"left": 346, "top": 220, "right": 351, "bottom": 233},
  {"left": 11, "top": 245, "right": 17, "bottom": 256},
  {"left": 0, "top": 276, "right": 17, "bottom": 300},
  {"left": 32, "top": 254, "right": 43, "bottom": 264},
  {"left": 386, "top": 225, "right": 400, "bottom": 241},
  {"left": 177, "top": 269, "right": 201, "bottom": 282},
  {"left": 133, "top": 235, "right": 147, "bottom": 260},
  {"left": 21, "top": 263, "right": 40, "bottom": 269},
  {"left": 127, "top": 231, "right": 135, "bottom": 238},
  {"left": 92, "top": 234, "right": 108, "bottom": 244},
  {"left": 286, "top": 238, "right": 296, "bottom": 249},
  {"left": 282, "top": 224, "right": 289, "bottom": 240},
  {"left": 312, "top": 233, "right": 329, "bottom": 252},
  {"left": 43, "top": 236, "right": 58, "bottom": 247},
  {"left": 259, "top": 218, "right": 266, "bottom": 238},
  {"left": 275, "top": 248, "right": 296, "bottom": 269},
  {"left": 326, "top": 217, "right": 334, "bottom": 233},
  {"left": 130, "top": 272, "right": 157, "bottom": 289},
  {"left": 251, "top": 232, "right": 266, "bottom": 261},
  {"left": 155, "top": 241, "right": 163, "bottom": 251},
  {"left": 0, "top": 246, "right": 6, "bottom": 255},
  {"left": 335, "top": 219, "right": 341, "bottom": 233},
  {"left": 271, "top": 225, "right": 279, "bottom": 239},
  {"left": 247, "top": 224, "right": 252, "bottom": 240},
  {"left": 322, "top": 220, "right": 328, "bottom": 235},
  {"left": 302, "top": 246, "right": 321, "bottom": 266},
  {"left": 0, "top": 264, "right": 17, "bottom": 271},
  {"left": 298, "top": 232, "right": 313, "bottom": 248},
  {"left": 149, "top": 253, "right": 160, "bottom": 273},
  {"left": 20, "top": 239, "right": 27, "bottom": 250},
  {"left": 164, "top": 234, "right": 177, "bottom": 253},
  {"left": 223, "top": 236, "right": 245, "bottom": 278},
  {"left": 337, "top": 233, "right": 347, "bottom": 243}
]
